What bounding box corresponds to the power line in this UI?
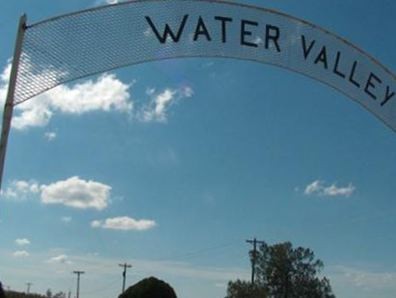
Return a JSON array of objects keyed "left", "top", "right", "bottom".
[
  {"left": 154, "top": 239, "right": 241, "bottom": 262},
  {"left": 246, "top": 238, "right": 265, "bottom": 285},
  {"left": 81, "top": 276, "right": 119, "bottom": 295},
  {"left": 119, "top": 263, "right": 132, "bottom": 293},
  {"left": 73, "top": 271, "right": 85, "bottom": 298}
]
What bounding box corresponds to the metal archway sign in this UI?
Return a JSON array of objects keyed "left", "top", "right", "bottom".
[{"left": 1, "top": 0, "right": 395, "bottom": 188}]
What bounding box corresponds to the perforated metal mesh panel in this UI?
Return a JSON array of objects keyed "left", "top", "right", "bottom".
[{"left": 12, "top": 0, "right": 396, "bottom": 130}]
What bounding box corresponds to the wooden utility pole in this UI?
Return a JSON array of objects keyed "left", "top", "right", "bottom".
[
  {"left": 246, "top": 238, "right": 265, "bottom": 285},
  {"left": 26, "top": 282, "right": 32, "bottom": 294},
  {"left": 73, "top": 271, "right": 85, "bottom": 298},
  {"left": 119, "top": 263, "right": 132, "bottom": 293}
]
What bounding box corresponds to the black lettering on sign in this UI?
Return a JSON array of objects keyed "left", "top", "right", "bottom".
[
  {"left": 314, "top": 46, "right": 328, "bottom": 69},
  {"left": 194, "top": 16, "right": 212, "bottom": 41},
  {"left": 214, "top": 16, "right": 233, "bottom": 43},
  {"left": 365, "top": 72, "right": 382, "bottom": 100},
  {"left": 241, "top": 19, "right": 258, "bottom": 47},
  {"left": 349, "top": 61, "right": 361, "bottom": 88},
  {"left": 301, "top": 35, "right": 316, "bottom": 59},
  {"left": 145, "top": 15, "right": 189, "bottom": 43},
  {"left": 382, "top": 86, "right": 395, "bottom": 106},
  {"left": 333, "top": 51, "right": 346, "bottom": 78},
  {"left": 265, "top": 25, "right": 281, "bottom": 52}
]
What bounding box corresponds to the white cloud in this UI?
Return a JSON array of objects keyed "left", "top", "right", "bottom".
[
  {"left": 91, "top": 220, "right": 102, "bottom": 228},
  {"left": 214, "top": 282, "right": 227, "bottom": 288},
  {"left": 96, "top": 0, "right": 120, "bottom": 5},
  {"left": 91, "top": 216, "right": 156, "bottom": 231},
  {"left": 330, "top": 265, "right": 396, "bottom": 290},
  {"left": 1, "top": 62, "right": 192, "bottom": 129},
  {"left": 143, "top": 27, "right": 153, "bottom": 37},
  {"left": 12, "top": 99, "right": 53, "bottom": 130},
  {"left": 0, "top": 62, "right": 11, "bottom": 101},
  {"left": 140, "top": 86, "right": 194, "bottom": 122},
  {"left": 47, "top": 254, "right": 72, "bottom": 265},
  {"left": 202, "top": 61, "right": 215, "bottom": 68},
  {"left": 2, "top": 177, "right": 111, "bottom": 210},
  {"left": 47, "top": 73, "right": 132, "bottom": 114},
  {"left": 0, "top": 63, "right": 132, "bottom": 130},
  {"left": 0, "top": 180, "right": 40, "bottom": 200},
  {"left": 304, "top": 180, "right": 322, "bottom": 195},
  {"left": 61, "top": 216, "right": 72, "bottom": 223},
  {"left": 322, "top": 183, "right": 355, "bottom": 197},
  {"left": 347, "top": 270, "right": 396, "bottom": 289},
  {"left": 145, "top": 87, "right": 156, "bottom": 96},
  {"left": 15, "top": 238, "right": 30, "bottom": 246},
  {"left": 44, "top": 131, "right": 57, "bottom": 141},
  {"left": 13, "top": 250, "right": 30, "bottom": 257},
  {"left": 304, "top": 180, "right": 355, "bottom": 198},
  {"left": 41, "top": 176, "right": 111, "bottom": 210},
  {"left": 253, "top": 36, "right": 264, "bottom": 45}
]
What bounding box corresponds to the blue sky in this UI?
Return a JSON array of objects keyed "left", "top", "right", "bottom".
[{"left": 0, "top": 0, "right": 396, "bottom": 298}]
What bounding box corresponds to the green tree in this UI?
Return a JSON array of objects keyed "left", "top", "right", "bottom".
[
  {"left": 226, "top": 241, "right": 335, "bottom": 298},
  {"left": 226, "top": 280, "right": 267, "bottom": 298},
  {"left": 45, "top": 289, "right": 52, "bottom": 298},
  {"left": 4, "top": 290, "right": 45, "bottom": 298},
  {"left": 119, "top": 276, "right": 177, "bottom": 298},
  {"left": 52, "top": 292, "right": 66, "bottom": 298},
  {"left": 4, "top": 290, "right": 64, "bottom": 298}
]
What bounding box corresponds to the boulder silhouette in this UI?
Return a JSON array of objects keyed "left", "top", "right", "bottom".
[{"left": 119, "top": 277, "right": 177, "bottom": 298}]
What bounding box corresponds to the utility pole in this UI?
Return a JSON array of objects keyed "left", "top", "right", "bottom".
[
  {"left": 246, "top": 238, "right": 265, "bottom": 285},
  {"left": 26, "top": 282, "right": 32, "bottom": 294},
  {"left": 73, "top": 271, "right": 85, "bottom": 298},
  {"left": 119, "top": 263, "right": 132, "bottom": 293}
]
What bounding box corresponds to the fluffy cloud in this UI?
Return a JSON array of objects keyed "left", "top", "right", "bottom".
[
  {"left": 0, "top": 180, "right": 40, "bottom": 200},
  {"left": 96, "top": 0, "right": 120, "bottom": 5},
  {"left": 15, "top": 74, "right": 132, "bottom": 130},
  {"left": 47, "top": 74, "right": 132, "bottom": 114},
  {"left": 330, "top": 265, "right": 396, "bottom": 291},
  {"left": 304, "top": 180, "right": 355, "bottom": 197},
  {"left": 140, "top": 86, "right": 194, "bottom": 122},
  {"left": 0, "top": 63, "right": 11, "bottom": 101},
  {"left": 47, "top": 254, "right": 72, "bottom": 265},
  {"left": 91, "top": 216, "right": 156, "bottom": 231},
  {"left": 15, "top": 238, "right": 30, "bottom": 246},
  {"left": 1, "top": 62, "right": 194, "bottom": 129},
  {"left": 61, "top": 216, "right": 72, "bottom": 223},
  {"left": 44, "top": 132, "right": 57, "bottom": 141},
  {"left": 0, "top": 63, "right": 132, "bottom": 130},
  {"left": 41, "top": 176, "right": 111, "bottom": 210},
  {"left": 13, "top": 250, "right": 30, "bottom": 257},
  {"left": 12, "top": 99, "right": 53, "bottom": 130},
  {"left": 2, "top": 177, "right": 111, "bottom": 210}
]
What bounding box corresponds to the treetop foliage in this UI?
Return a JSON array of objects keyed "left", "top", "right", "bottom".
[
  {"left": 2, "top": 289, "right": 65, "bottom": 298},
  {"left": 226, "top": 241, "right": 335, "bottom": 298},
  {"left": 3, "top": 291, "right": 44, "bottom": 298},
  {"left": 119, "top": 276, "right": 177, "bottom": 298}
]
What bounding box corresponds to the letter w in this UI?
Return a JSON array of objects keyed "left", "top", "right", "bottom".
[{"left": 145, "top": 15, "right": 189, "bottom": 43}]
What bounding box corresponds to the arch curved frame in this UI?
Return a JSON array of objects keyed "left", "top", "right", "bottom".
[
  {"left": 10, "top": 0, "right": 396, "bottom": 130},
  {"left": 0, "top": 0, "right": 395, "bottom": 189}
]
